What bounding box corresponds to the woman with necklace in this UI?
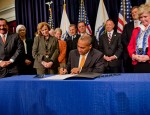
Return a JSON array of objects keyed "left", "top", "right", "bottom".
[
  {"left": 32, "top": 22, "right": 59, "bottom": 74},
  {"left": 128, "top": 3, "right": 150, "bottom": 73}
]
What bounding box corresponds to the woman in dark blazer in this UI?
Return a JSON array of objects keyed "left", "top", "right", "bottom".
[
  {"left": 32, "top": 22, "right": 59, "bottom": 74},
  {"left": 128, "top": 3, "right": 150, "bottom": 73}
]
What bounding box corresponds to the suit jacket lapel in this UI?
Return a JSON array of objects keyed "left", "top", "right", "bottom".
[
  {"left": 105, "top": 33, "right": 110, "bottom": 45},
  {"left": 75, "top": 51, "right": 80, "bottom": 67},
  {"left": 0, "top": 36, "right": 4, "bottom": 45},
  {"left": 83, "top": 50, "right": 93, "bottom": 68},
  {"left": 110, "top": 32, "right": 117, "bottom": 44},
  {"left": 5, "top": 33, "right": 10, "bottom": 45},
  {"left": 40, "top": 36, "right": 46, "bottom": 50}
]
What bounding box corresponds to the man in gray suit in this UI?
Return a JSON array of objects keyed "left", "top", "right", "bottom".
[
  {"left": 59, "top": 34, "right": 104, "bottom": 74},
  {"left": 0, "top": 18, "right": 24, "bottom": 77},
  {"left": 99, "top": 19, "right": 123, "bottom": 73}
]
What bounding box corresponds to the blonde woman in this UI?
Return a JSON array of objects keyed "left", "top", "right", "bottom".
[
  {"left": 54, "top": 28, "right": 67, "bottom": 68},
  {"left": 128, "top": 3, "right": 150, "bottom": 72},
  {"left": 32, "top": 22, "right": 59, "bottom": 74}
]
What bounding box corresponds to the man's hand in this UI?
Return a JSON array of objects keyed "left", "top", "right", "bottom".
[
  {"left": 71, "top": 68, "right": 80, "bottom": 74},
  {"left": 0, "top": 61, "right": 12, "bottom": 67}
]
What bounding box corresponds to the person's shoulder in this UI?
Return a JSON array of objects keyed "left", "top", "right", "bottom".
[
  {"left": 91, "top": 48, "right": 103, "bottom": 55},
  {"left": 8, "top": 32, "right": 19, "bottom": 37},
  {"left": 70, "top": 49, "right": 78, "bottom": 55}
]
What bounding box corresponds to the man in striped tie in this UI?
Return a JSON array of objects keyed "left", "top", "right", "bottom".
[{"left": 99, "top": 19, "right": 123, "bottom": 73}]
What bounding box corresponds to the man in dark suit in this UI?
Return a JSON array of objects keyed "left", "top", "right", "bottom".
[
  {"left": 77, "top": 21, "right": 99, "bottom": 49},
  {"left": 99, "top": 19, "right": 123, "bottom": 73},
  {"left": 0, "top": 18, "right": 24, "bottom": 77},
  {"left": 121, "top": 6, "right": 139, "bottom": 73},
  {"left": 59, "top": 34, "right": 104, "bottom": 74},
  {"left": 65, "top": 24, "right": 80, "bottom": 62}
]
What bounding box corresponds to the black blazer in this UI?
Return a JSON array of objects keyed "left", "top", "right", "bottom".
[
  {"left": 99, "top": 32, "right": 123, "bottom": 67},
  {"left": 121, "top": 21, "right": 134, "bottom": 60},
  {"left": 0, "top": 33, "right": 24, "bottom": 77},
  {"left": 65, "top": 34, "right": 80, "bottom": 59},
  {"left": 67, "top": 48, "right": 104, "bottom": 73}
]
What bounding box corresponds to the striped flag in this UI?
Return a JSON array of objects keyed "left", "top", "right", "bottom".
[
  {"left": 60, "top": 1, "right": 70, "bottom": 40},
  {"left": 46, "top": 1, "right": 54, "bottom": 29},
  {"left": 95, "top": 0, "right": 109, "bottom": 41},
  {"left": 78, "top": 0, "right": 92, "bottom": 35},
  {"left": 117, "top": 0, "right": 132, "bottom": 33}
]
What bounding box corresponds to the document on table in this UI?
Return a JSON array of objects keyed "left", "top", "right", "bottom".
[{"left": 42, "top": 74, "right": 78, "bottom": 80}]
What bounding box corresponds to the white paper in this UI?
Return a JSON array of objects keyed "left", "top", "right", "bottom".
[{"left": 41, "top": 74, "right": 78, "bottom": 80}]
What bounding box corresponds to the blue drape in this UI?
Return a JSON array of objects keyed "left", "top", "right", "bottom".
[{"left": 15, "top": 0, "right": 146, "bottom": 39}]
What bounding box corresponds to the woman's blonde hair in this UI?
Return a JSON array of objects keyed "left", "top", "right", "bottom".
[
  {"left": 37, "top": 22, "right": 51, "bottom": 36},
  {"left": 138, "top": 3, "right": 150, "bottom": 17},
  {"left": 54, "top": 28, "right": 62, "bottom": 35}
]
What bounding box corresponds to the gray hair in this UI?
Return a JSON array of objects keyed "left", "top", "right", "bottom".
[{"left": 16, "top": 25, "right": 26, "bottom": 33}]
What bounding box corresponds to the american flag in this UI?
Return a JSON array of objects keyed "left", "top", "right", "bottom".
[
  {"left": 117, "top": 0, "right": 132, "bottom": 33},
  {"left": 78, "top": 0, "right": 92, "bottom": 35},
  {"left": 48, "top": 7, "right": 54, "bottom": 29},
  {"left": 46, "top": 1, "right": 54, "bottom": 29}
]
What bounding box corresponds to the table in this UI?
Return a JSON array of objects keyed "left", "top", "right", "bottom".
[{"left": 0, "top": 73, "right": 150, "bottom": 115}]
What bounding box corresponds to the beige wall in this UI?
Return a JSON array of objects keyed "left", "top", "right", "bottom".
[
  {"left": 0, "top": 0, "right": 15, "bottom": 21},
  {"left": 0, "top": 0, "right": 14, "bottom": 10}
]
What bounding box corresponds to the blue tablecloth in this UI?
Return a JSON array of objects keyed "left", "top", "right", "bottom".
[{"left": 0, "top": 73, "right": 150, "bottom": 115}]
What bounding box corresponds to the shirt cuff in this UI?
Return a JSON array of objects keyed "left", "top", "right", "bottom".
[
  {"left": 9, "top": 59, "right": 14, "bottom": 63},
  {"left": 114, "top": 55, "right": 118, "bottom": 59}
]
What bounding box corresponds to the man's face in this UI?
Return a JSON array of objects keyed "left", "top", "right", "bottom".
[
  {"left": 77, "top": 39, "right": 92, "bottom": 55},
  {"left": 131, "top": 8, "right": 139, "bottom": 20},
  {"left": 78, "top": 22, "right": 86, "bottom": 33},
  {"left": 105, "top": 20, "right": 115, "bottom": 32},
  {"left": 0, "top": 20, "right": 8, "bottom": 34},
  {"left": 69, "top": 26, "right": 76, "bottom": 36}
]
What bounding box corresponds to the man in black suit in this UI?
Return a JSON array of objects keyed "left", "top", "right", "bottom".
[
  {"left": 59, "top": 34, "right": 104, "bottom": 74},
  {"left": 0, "top": 18, "right": 24, "bottom": 77},
  {"left": 65, "top": 24, "right": 80, "bottom": 61},
  {"left": 99, "top": 19, "right": 123, "bottom": 73},
  {"left": 121, "top": 6, "right": 139, "bottom": 73},
  {"left": 77, "top": 21, "right": 99, "bottom": 49}
]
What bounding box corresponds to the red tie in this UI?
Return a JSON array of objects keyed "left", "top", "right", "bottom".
[{"left": 1, "top": 34, "right": 6, "bottom": 44}]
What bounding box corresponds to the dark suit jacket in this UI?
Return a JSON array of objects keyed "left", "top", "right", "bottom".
[
  {"left": 0, "top": 33, "right": 24, "bottom": 77},
  {"left": 66, "top": 48, "right": 104, "bottom": 73},
  {"left": 121, "top": 21, "right": 134, "bottom": 60},
  {"left": 65, "top": 34, "right": 80, "bottom": 59},
  {"left": 99, "top": 32, "right": 123, "bottom": 67}
]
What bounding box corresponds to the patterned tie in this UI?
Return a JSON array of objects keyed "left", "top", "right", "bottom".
[
  {"left": 79, "top": 55, "right": 86, "bottom": 68},
  {"left": 1, "top": 34, "right": 6, "bottom": 44},
  {"left": 108, "top": 33, "right": 111, "bottom": 44}
]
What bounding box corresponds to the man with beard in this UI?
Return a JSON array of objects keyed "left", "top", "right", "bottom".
[{"left": 0, "top": 18, "right": 24, "bottom": 77}]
